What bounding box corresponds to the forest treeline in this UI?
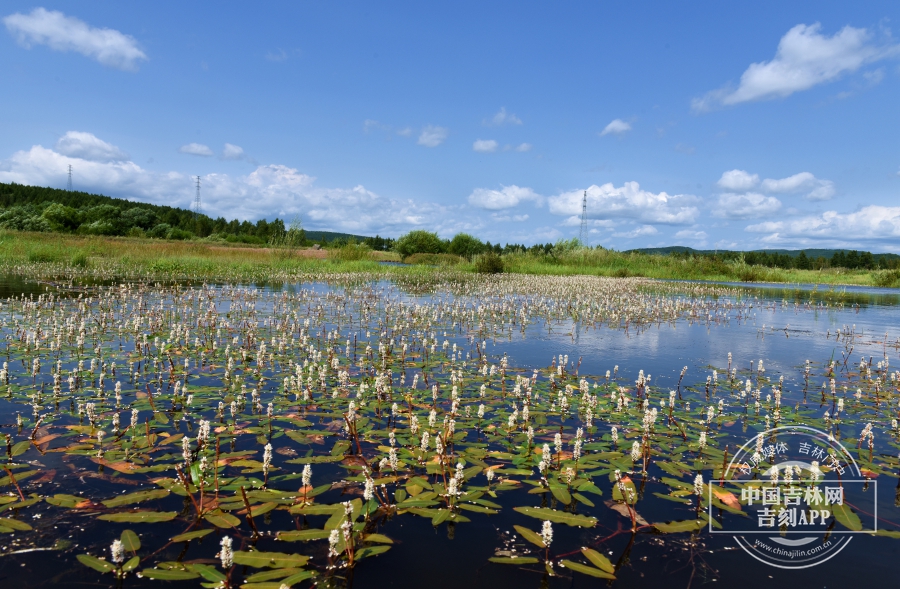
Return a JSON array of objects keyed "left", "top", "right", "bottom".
[
  {"left": 1, "top": 183, "right": 895, "bottom": 271},
  {"left": 393, "top": 230, "right": 900, "bottom": 270},
  {"left": 0, "top": 182, "right": 394, "bottom": 249}
]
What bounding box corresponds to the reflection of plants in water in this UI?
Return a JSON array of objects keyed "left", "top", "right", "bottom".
[{"left": 0, "top": 273, "right": 896, "bottom": 587}]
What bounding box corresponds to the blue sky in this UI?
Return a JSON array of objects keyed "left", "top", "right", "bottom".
[{"left": 2, "top": 2, "right": 899, "bottom": 251}]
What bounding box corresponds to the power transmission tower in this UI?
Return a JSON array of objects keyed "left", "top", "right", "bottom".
[
  {"left": 578, "top": 190, "right": 588, "bottom": 246},
  {"left": 193, "top": 176, "right": 201, "bottom": 220},
  {"left": 66, "top": 165, "right": 73, "bottom": 191}
]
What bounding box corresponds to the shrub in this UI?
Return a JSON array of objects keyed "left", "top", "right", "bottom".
[
  {"left": 394, "top": 230, "right": 447, "bottom": 258},
  {"left": 147, "top": 223, "right": 172, "bottom": 239},
  {"left": 475, "top": 252, "right": 505, "bottom": 274},
  {"left": 166, "top": 228, "right": 194, "bottom": 240},
  {"left": 873, "top": 269, "right": 900, "bottom": 288}
]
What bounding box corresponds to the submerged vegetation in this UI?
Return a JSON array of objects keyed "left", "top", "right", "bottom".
[{"left": 0, "top": 263, "right": 896, "bottom": 586}]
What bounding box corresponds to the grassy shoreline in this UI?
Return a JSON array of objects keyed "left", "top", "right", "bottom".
[{"left": 0, "top": 229, "right": 897, "bottom": 288}]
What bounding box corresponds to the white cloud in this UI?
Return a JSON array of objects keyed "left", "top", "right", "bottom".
[
  {"left": 675, "top": 229, "right": 709, "bottom": 240},
  {"left": 693, "top": 23, "right": 899, "bottom": 110},
  {"left": 745, "top": 206, "right": 900, "bottom": 248},
  {"left": 600, "top": 119, "right": 631, "bottom": 136},
  {"left": 55, "top": 131, "right": 127, "bottom": 163},
  {"left": 468, "top": 185, "right": 543, "bottom": 210},
  {"left": 0, "top": 135, "right": 465, "bottom": 236},
  {"left": 613, "top": 225, "right": 658, "bottom": 239},
  {"left": 473, "top": 139, "right": 498, "bottom": 153},
  {"left": 486, "top": 107, "right": 522, "bottom": 126},
  {"left": 744, "top": 221, "right": 784, "bottom": 233},
  {"left": 3, "top": 8, "right": 147, "bottom": 71},
  {"left": 515, "top": 143, "right": 532, "bottom": 152},
  {"left": 713, "top": 193, "right": 782, "bottom": 219},
  {"left": 760, "top": 172, "right": 835, "bottom": 200},
  {"left": 265, "top": 49, "right": 288, "bottom": 62},
  {"left": 396, "top": 127, "right": 413, "bottom": 137},
  {"left": 222, "top": 143, "right": 245, "bottom": 160},
  {"left": 717, "top": 169, "right": 760, "bottom": 191},
  {"left": 548, "top": 182, "right": 699, "bottom": 225},
  {"left": 417, "top": 125, "right": 447, "bottom": 147},
  {"left": 363, "top": 119, "right": 388, "bottom": 133},
  {"left": 491, "top": 213, "right": 530, "bottom": 222},
  {"left": 179, "top": 143, "right": 214, "bottom": 157},
  {"left": 718, "top": 168, "right": 835, "bottom": 202}
]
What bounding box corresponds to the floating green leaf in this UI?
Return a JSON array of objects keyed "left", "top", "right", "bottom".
[
  {"left": 513, "top": 506, "right": 597, "bottom": 527},
  {"left": 561, "top": 559, "right": 616, "bottom": 579},
  {"left": 171, "top": 529, "right": 214, "bottom": 542},
  {"left": 581, "top": 548, "right": 615, "bottom": 573},
  {"left": 232, "top": 551, "right": 310, "bottom": 568},
  {"left": 76, "top": 554, "right": 114, "bottom": 573},
  {"left": 654, "top": 519, "right": 705, "bottom": 533},
  {"left": 489, "top": 556, "right": 540, "bottom": 564},
  {"left": 120, "top": 529, "right": 141, "bottom": 552},
  {"left": 513, "top": 524, "right": 545, "bottom": 548},
  {"left": 97, "top": 511, "right": 177, "bottom": 523}
]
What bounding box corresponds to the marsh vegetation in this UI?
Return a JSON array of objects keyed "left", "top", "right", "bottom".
[{"left": 0, "top": 262, "right": 896, "bottom": 587}]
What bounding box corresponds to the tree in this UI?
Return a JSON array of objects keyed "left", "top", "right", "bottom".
[
  {"left": 796, "top": 251, "right": 810, "bottom": 270},
  {"left": 448, "top": 233, "right": 486, "bottom": 259},
  {"left": 394, "top": 230, "right": 447, "bottom": 258},
  {"left": 41, "top": 202, "right": 81, "bottom": 232}
]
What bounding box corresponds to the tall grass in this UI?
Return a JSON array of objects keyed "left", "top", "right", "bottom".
[{"left": 0, "top": 230, "right": 894, "bottom": 287}]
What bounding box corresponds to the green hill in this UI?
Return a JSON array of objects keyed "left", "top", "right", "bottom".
[{"left": 0, "top": 181, "right": 387, "bottom": 247}]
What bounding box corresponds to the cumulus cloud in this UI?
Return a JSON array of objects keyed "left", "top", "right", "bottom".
[
  {"left": 713, "top": 193, "right": 782, "bottom": 219},
  {"left": 0, "top": 135, "right": 462, "bottom": 236},
  {"left": 472, "top": 139, "right": 498, "bottom": 153},
  {"left": 548, "top": 182, "right": 699, "bottom": 225},
  {"left": 486, "top": 107, "right": 522, "bottom": 126},
  {"left": 179, "top": 143, "right": 214, "bottom": 157},
  {"left": 55, "top": 131, "right": 128, "bottom": 163},
  {"left": 613, "top": 225, "right": 658, "bottom": 239},
  {"left": 468, "top": 185, "right": 542, "bottom": 210},
  {"left": 515, "top": 143, "right": 532, "bottom": 152},
  {"left": 717, "top": 169, "right": 760, "bottom": 191},
  {"left": 744, "top": 206, "right": 900, "bottom": 247},
  {"left": 719, "top": 169, "right": 835, "bottom": 201},
  {"left": 600, "top": 119, "right": 631, "bottom": 136},
  {"left": 222, "top": 143, "right": 245, "bottom": 160},
  {"left": 693, "top": 23, "right": 899, "bottom": 111},
  {"left": 3, "top": 8, "right": 147, "bottom": 71},
  {"left": 417, "top": 125, "right": 448, "bottom": 147},
  {"left": 760, "top": 172, "right": 835, "bottom": 200},
  {"left": 675, "top": 229, "right": 709, "bottom": 240}
]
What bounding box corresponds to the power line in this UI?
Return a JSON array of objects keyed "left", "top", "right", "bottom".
[
  {"left": 578, "top": 190, "right": 588, "bottom": 246},
  {"left": 66, "top": 165, "right": 73, "bottom": 191}
]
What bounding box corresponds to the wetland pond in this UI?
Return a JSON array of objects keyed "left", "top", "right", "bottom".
[{"left": 0, "top": 273, "right": 898, "bottom": 589}]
